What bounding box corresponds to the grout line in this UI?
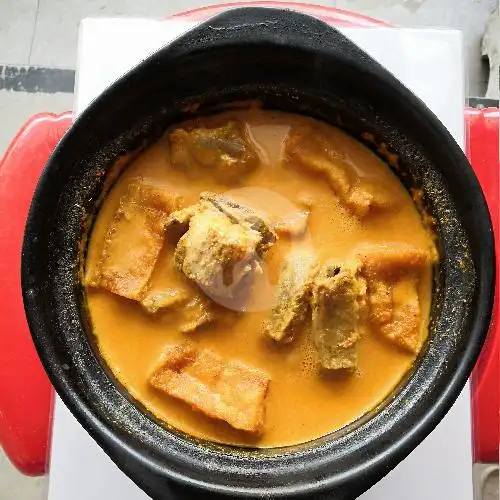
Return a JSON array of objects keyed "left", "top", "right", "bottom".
[{"left": 28, "top": 0, "right": 41, "bottom": 65}]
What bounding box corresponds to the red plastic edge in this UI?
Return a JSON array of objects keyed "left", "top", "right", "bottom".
[
  {"left": 0, "top": 112, "right": 72, "bottom": 475},
  {"left": 466, "top": 107, "right": 500, "bottom": 464},
  {"left": 173, "top": 1, "right": 389, "bottom": 26}
]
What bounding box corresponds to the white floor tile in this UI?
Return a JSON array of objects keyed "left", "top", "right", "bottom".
[
  {"left": 0, "top": 89, "right": 73, "bottom": 158},
  {"left": 30, "top": 0, "right": 168, "bottom": 67},
  {"left": 337, "top": 0, "right": 497, "bottom": 95},
  {"left": 0, "top": 0, "right": 38, "bottom": 65},
  {"left": 29, "top": 0, "right": 336, "bottom": 68},
  {"left": 0, "top": 448, "right": 47, "bottom": 500}
]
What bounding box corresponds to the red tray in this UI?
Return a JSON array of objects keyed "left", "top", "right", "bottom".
[
  {"left": 466, "top": 107, "right": 500, "bottom": 464},
  {"left": 0, "top": 112, "right": 72, "bottom": 475}
]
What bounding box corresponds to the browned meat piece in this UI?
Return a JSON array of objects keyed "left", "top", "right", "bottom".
[
  {"left": 283, "top": 125, "right": 354, "bottom": 198},
  {"left": 141, "top": 288, "right": 190, "bottom": 314},
  {"left": 180, "top": 296, "right": 217, "bottom": 333},
  {"left": 85, "top": 180, "right": 181, "bottom": 300},
  {"left": 200, "top": 192, "right": 276, "bottom": 254},
  {"left": 311, "top": 261, "right": 367, "bottom": 371},
  {"left": 282, "top": 125, "right": 395, "bottom": 217},
  {"left": 175, "top": 202, "right": 261, "bottom": 293},
  {"left": 264, "top": 251, "right": 318, "bottom": 343},
  {"left": 274, "top": 210, "right": 310, "bottom": 238},
  {"left": 356, "top": 244, "right": 430, "bottom": 353},
  {"left": 169, "top": 121, "right": 260, "bottom": 183},
  {"left": 171, "top": 194, "right": 276, "bottom": 296},
  {"left": 150, "top": 344, "right": 270, "bottom": 433}
]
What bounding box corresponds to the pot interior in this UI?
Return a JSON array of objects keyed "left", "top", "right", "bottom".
[{"left": 77, "top": 89, "right": 472, "bottom": 457}]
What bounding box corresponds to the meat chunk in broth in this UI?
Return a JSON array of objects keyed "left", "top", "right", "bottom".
[
  {"left": 274, "top": 210, "right": 310, "bottom": 238},
  {"left": 164, "top": 205, "right": 199, "bottom": 243},
  {"left": 282, "top": 125, "right": 394, "bottom": 217},
  {"left": 141, "top": 288, "right": 189, "bottom": 314},
  {"left": 357, "top": 244, "right": 429, "bottom": 353},
  {"left": 180, "top": 296, "right": 218, "bottom": 333},
  {"left": 311, "top": 261, "right": 367, "bottom": 371},
  {"left": 174, "top": 203, "right": 261, "bottom": 293},
  {"left": 169, "top": 121, "right": 260, "bottom": 183},
  {"left": 264, "top": 251, "right": 318, "bottom": 343},
  {"left": 142, "top": 287, "right": 220, "bottom": 332},
  {"left": 150, "top": 344, "right": 270, "bottom": 433},
  {"left": 200, "top": 192, "right": 276, "bottom": 254},
  {"left": 170, "top": 194, "right": 276, "bottom": 297},
  {"left": 85, "top": 179, "right": 181, "bottom": 300}
]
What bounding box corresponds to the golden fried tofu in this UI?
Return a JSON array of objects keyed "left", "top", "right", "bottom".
[
  {"left": 282, "top": 125, "right": 395, "bottom": 218},
  {"left": 358, "top": 244, "right": 429, "bottom": 280},
  {"left": 357, "top": 244, "right": 429, "bottom": 353},
  {"left": 367, "top": 280, "right": 393, "bottom": 326},
  {"left": 311, "top": 261, "right": 367, "bottom": 371},
  {"left": 85, "top": 180, "right": 181, "bottom": 300},
  {"left": 150, "top": 344, "right": 270, "bottom": 433},
  {"left": 169, "top": 121, "right": 260, "bottom": 184}
]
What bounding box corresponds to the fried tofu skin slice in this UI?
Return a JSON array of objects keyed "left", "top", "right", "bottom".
[
  {"left": 169, "top": 121, "right": 260, "bottom": 184},
  {"left": 282, "top": 125, "right": 394, "bottom": 217},
  {"left": 357, "top": 244, "right": 430, "bottom": 353},
  {"left": 264, "top": 251, "right": 318, "bottom": 343},
  {"left": 150, "top": 344, "right": 270, "bottom": 433},
  {"left": 85, "top": 180, "right": 181, "bottom": 300},
  {"left": 170, "top": 194, "right": 276, "bottom": 296},
  {"left": 311, "top": 261, "right": 367, "bottom": 371}
]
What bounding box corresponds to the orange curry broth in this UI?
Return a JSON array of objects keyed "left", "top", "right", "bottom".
[{"left": 85, "top": 108, "right": 434, "bottom": 448}]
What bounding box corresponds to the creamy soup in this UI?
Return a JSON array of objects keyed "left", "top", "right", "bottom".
[{"left": 84, "top": 107, "right": 435, "bottom": 448}]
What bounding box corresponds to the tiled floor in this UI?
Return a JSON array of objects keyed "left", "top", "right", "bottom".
[
  {"left": 0, "top": 451, "right": 46, "bottom": 500},
  {"left": 0, "top": 0, "right": 497, "bottom": 89},
  {"left": 0, "top": 0, "right": 497, "bottom": 152},
  {"left": 0, "top": 0, "right": 498, "bottom": 499},
  {"left": 0, "top": 89, "right": 72, "bottom": 154}
]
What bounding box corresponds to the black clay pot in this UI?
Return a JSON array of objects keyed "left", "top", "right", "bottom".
[{"left": 22, "top": 7, "right": 494, "bottom": 500}]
